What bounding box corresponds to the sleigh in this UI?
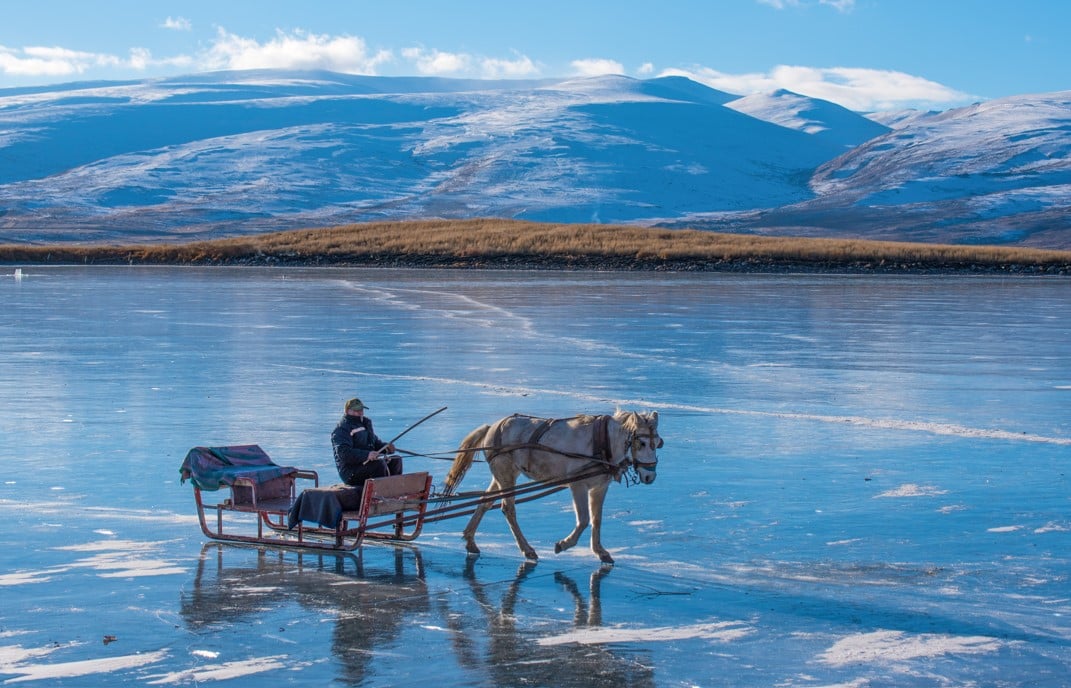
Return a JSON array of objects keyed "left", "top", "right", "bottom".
[
  {"left": 180, "top": 410, "right": 660, "bottom": 561},
  {"left": 179, "top": 445, "right": 432, "bottom": 551}
]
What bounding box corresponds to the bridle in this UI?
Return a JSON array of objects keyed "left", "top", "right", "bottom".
[{"left": 626, "top": 426, "right": 662, "bottom": 473}]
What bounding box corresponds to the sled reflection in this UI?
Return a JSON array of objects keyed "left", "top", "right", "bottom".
[
  {"left": 183, "top": 543, "right": 429, "bottom": 684},
  {"left": 182, "top": 544, "right": 654, "bottom": 687}
]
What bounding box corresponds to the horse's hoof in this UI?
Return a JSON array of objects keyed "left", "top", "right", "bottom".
[
  {"left": 524, "top": 549, "right": 539, "bottom": 561},
  {"left": 598, "top": 552, "right": 615, "bottom": 565},
  {"left": 554, "top": 542, "right": 564, "bottom": 554},
  {"left": 465, "top": 542, "right": 481, "bottom": 555}
]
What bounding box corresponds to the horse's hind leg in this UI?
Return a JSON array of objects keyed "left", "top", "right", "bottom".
[
  {"left": 554, "top": 483, "right": 590, "bottom": 555},
  {"left": 500, "top": 485, "right": 539, "bottom": 561},
  {"left": 461, "top": 478, "right": 499, "bottom": 556}
]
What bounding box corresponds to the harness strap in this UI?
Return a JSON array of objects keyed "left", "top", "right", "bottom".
[
  {"left": 592, "top": 415, "right": 608, "bottom": 461},
  {"left": 482, "top": 414, "right": 622, "bottom": 477},
  {"left": 488, "top": 415, "right": 555, "bottom": 461},
  {"left": 529, "top": 417, "right": 556, "bottom": 446},
  {"left": 591, "top": 414, "right": 624, "bottom": 480}
]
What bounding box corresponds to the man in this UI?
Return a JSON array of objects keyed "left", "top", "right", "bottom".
[{"left": 332, "top": 397, "right": 401, "bottom": 486}]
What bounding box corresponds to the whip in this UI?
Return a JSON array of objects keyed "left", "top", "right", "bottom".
[{"left": 364, "top": 406, "right": 448, "bottom": 464}]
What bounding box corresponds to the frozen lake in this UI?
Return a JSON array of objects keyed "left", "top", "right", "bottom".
[{"left": 1, "top": 266, "right": 1069, "bottom": 686}]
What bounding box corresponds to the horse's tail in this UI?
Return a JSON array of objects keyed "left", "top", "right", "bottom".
[{"left": 443, "top": 424, "right": 491, "bottom": 495}]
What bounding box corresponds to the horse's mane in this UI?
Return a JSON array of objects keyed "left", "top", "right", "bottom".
[{"left": 611, "top": 409, "right": 643, "bottom": 432}]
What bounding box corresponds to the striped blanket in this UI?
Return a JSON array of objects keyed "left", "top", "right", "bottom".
[{"left": 179, "top": 444, "right": 297, "bottom": 491}]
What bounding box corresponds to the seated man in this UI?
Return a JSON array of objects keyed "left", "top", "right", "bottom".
[{"left": 332, "top": 397, "right": 401, "bottom": 486}]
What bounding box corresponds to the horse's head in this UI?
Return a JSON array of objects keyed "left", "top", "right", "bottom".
[{"left": 616, "top": 410, "right": 661, "bottom": 485}]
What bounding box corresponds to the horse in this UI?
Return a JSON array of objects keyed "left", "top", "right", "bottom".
[{"left": 442, "top": 410, "right": 661, "bottom": 564}]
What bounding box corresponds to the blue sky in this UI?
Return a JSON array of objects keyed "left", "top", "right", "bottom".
[{"left": 1, "top": 0, "right": 1067, "bottom": 111}]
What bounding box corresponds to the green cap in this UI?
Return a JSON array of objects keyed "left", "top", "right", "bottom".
[{"left": 345, "top": 397, "right": 369, "bottom": 412}]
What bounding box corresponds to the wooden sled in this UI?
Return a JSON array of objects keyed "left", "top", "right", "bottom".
[{"left": 181, "top": 445, "right": 432, "bottom": 552}]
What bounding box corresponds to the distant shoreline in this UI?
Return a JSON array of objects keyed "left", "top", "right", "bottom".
[
  {"left": 9, "top": 254, "right": 1065, "bottom": 276},
  {"left": 3, "top": 219, "right": 1070, "bottom": 275}
]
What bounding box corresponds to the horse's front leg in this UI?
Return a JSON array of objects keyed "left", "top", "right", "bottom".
[
  {"left": 588, "top": 481, "right": 614, "bottom": 564},
  {"left": 555, "top": 483, "right": 590, "bottom": 555}
]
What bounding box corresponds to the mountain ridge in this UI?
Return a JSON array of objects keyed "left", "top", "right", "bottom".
[{"left": 0, "top": 71, "right": 1067, "bottom": 248}]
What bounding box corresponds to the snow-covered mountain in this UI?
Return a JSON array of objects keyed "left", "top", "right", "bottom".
[
  {"left": 726, "top": 89, "right": 888, "bottom": 148},
  {"left": 678, "top": 91, "right": 1071, "bottom": 247},
  {"left": 0, "top": 71, "right": 1068, "bottom": 248}
]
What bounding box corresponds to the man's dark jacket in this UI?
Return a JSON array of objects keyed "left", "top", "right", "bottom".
[{"left": 332, "top": 414, "right": 388, "bottom": 485}]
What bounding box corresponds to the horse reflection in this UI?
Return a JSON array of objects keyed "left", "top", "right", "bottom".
[
  {"left": 443, "top": 560, "right": 655, "bottom": 688},
  {"left": 182, "top": 543, "right": 428, "bottom": 684}
]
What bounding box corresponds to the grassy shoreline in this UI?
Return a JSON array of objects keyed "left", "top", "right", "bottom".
[{"left": 2, "top": 219, "right": 1070, "bottom": 274}]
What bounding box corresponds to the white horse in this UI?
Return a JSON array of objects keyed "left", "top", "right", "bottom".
[{"left": 442, "top": 411, "right": 661, "bottom": 564}]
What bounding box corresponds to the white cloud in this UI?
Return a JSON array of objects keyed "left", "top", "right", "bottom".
[
  {"left": 401, "top": 46, "right": 538, "bottom": 79},
  {"left": 402, "top": 47, "right": 472, "bottom": 75},
  {"left": 200, "top": 28, "right": 392, "bottom": 74},
  {"left": 128, "top": 47, "right": 151, "bottom": 71},
  {"left": 0, "top": 44, "right": 117, "bottom": 77},
  {"left": 161, "top": 16, "right": 192, "bottom": 31},
  {"left": 637, "top": 62, "right": 655, "bottom": 75},
  {"left": 662, "top": 64, "right": 974, "bottom": 111},
  {"left": 758, "top": 0, "right": 855, "bottom": 10},
  {"left": 0, "top": 42, "right": 194, "bottom": 79},
  {"left": 1, "top": 30, "right": 540, "bottom": 84},
  {"left": 480, "top": 53, "right": 539, "bottom": 79},
  {"left": 571, "top": 58, "right": 625, "bottom": 77}
]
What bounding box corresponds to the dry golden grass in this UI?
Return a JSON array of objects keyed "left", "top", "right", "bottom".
[{"left": 2, "top": 218, "right": 1070, "bottom": 272}]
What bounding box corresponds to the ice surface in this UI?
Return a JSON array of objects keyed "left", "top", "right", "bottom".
[{"left": 0, "top": 267, "right": 1068, "bottom": 685}]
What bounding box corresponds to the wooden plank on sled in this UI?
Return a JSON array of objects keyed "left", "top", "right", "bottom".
[{"left": 350, "top": 472, "right": 433, "bottom": 543}]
